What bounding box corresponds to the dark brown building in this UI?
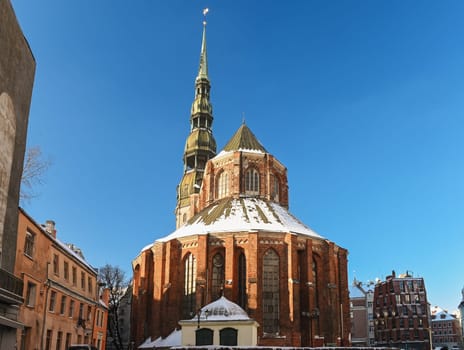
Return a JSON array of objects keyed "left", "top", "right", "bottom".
[
  {"left": 0, "top": 0, "right": 35, "bottom": 347},
  {"left": 373, "top": 271, "right": 431, "bottom": 350},
  {"left": 131, "top": 19, "right": 349, "bottom": 348}
]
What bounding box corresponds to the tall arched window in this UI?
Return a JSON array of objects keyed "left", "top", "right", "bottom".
[
  {"left": 238, "top": 253, "right": 247, "bottom": 309},
  {"left": 272, "top": 174, "right": 279, "bottom": 201},
  {"left": 245, "top": 168, "right": 259, "bottom": 195},
  {"left": 312, "top": 258, "right": 319, "bottom": 308},
  {"left": 262, "top": 249, "right": 279, "bottom": 334},
  {"left": 217, "top": 171, "right": 229, "bottom": 199},
  {"left": 183, "top": 253, "right": 197, "bottom": 317},
  {"left": 211, "top": 253, "right": 224, "bottom": 300}
]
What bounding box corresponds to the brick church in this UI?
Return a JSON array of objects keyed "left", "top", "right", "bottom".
[{"left": 131, "top": 17, "right": 350, "bottom": 348}]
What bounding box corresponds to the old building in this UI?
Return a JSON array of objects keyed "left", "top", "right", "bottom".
[
  {"left": 373, "top": 271, "right": 431, "bottom": 350},
  {"left": 430, "top": 306, "right": 462, "bottom": 349},
  {"left": 458, "top": 287, "right": 464, "bottom": 345},
  {"left": 15, "top": 208, "right": 108, "bottom": 349},
  {"left": 131, "top": 18, "right": 349, "bottom": 348},
  {"left": 350, "top": 278, "right": 375, "bottom": 346},
  {"left": 0, "top": 0, "right": 36, "bottom": 348}
]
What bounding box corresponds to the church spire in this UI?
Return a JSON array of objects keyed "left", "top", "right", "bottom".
[
  {"left": 175, "top": 9, "right": 216, "bottom": 228},
  {"left": 197, "top": 10, "right": 208, "bottom": 81}
]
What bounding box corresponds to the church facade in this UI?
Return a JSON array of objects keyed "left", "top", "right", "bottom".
[{"left": 131, "top": 19, "right": 350, "bottom": 348}]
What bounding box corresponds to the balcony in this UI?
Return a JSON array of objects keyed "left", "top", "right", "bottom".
[{"left": 0, "top": 268, "right": 24, "bottom": 304}]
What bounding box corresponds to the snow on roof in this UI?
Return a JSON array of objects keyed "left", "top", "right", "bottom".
[
  {"left": 140, "top": 242, "right": 154, "bottom": 253},
  {"left": 157, "top": 197, "right": 323, "bottom": 242},
  {"left": 194, "top": 296, "right": 251, "bottom": 321},
  {"left": 431, "top": 306, "right": 457, "bottom": 321},
  {"left": 138, "top": 329, "right": 181, "bottom": 349},
  {"left": 55, "top": 237, "right": 95, "bottom": 273}
]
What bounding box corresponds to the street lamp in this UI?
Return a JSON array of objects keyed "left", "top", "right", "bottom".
[{"left": 197, "top": 308, "right": 209, "bottom": 329}]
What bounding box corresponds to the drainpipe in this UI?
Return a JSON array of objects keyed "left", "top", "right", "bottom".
[{"left": 40, "top": 263, "right": 51, "bottom": 350}]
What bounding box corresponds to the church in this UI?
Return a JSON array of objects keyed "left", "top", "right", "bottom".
[{"left": 131, "top": 17, "right": 350, "bottom": 348}]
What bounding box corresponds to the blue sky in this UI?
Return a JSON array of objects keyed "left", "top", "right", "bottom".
[{"left": 11, "top": 1, "right": 464, "bottom": 312}]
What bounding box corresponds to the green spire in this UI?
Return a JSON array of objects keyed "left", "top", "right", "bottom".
[{"left": 197, "top": 19, "right": 208, "bottom": 81}]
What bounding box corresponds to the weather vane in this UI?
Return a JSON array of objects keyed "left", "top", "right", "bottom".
[{"left": 203, "top": 8, "right": 209, "bottom": 26}]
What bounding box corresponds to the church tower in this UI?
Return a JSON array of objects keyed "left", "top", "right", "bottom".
[{"left": 175, "top": 18, "right": 216, "bottom": 228}]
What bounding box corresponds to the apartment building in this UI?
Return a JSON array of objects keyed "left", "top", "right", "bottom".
[
  {"left": 373, "top": 271, "right": 431, "bottom": 350},
  {"left": 15, "top": 208, "right": 108, "bottom": 350},
  {"left": 431, "top": 306, "right": 462, "bottom": 349},
  {"left": 350, "top": 279, "right": 375, "bottom": 346}
]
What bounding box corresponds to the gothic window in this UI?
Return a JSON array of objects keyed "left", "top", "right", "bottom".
[
  {"left": 217, "top": 171, "right": 229, "bottom": 199},
  {"left": 211, "top": 253, "right": 224, "bottom": 300},
  {"left": 238, "top": 253, "right": 247, "bottom": 309},
  {"left": 271, "top": 174, "right": 279, "bottom": 201},
  {"left": 262, "top": 249, "right": 279, "bottom": 334},
  {"left": 24, "top": 231, "right": 35, "bottom": 257},
  {"left": 245, "top": 168, "right": 259, "bottom": 195},
  {"left": 183, "top": 253, "right": 197, "bottom": 318},
  {"left": 312, "top": 258, "right": 319, "bottom": 307}
]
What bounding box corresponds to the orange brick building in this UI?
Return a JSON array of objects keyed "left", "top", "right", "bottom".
[
  {"left": 15, "top": 208, "right": 108, "bottom": 350},
  {"left": 131, "top": 20, "right": 349, "bottom": 348}
]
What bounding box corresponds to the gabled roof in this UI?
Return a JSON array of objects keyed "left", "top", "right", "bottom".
[
  {"left": 158, "top": 197, "right": 322, "bottom": 242},
  {"left": 222, "top": 123, "right": 267, "bottom": 153}
]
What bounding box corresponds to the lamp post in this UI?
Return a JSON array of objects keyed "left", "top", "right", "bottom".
[
  {"left": 197, "top": 308, "right": 209, "bottom": 329},
  {"left": 302, "top": 308, "right": 320, "bottom": 346}
]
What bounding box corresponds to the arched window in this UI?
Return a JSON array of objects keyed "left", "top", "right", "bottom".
[
  {"left": 245, "top": 168, "right": 259, "bottom": 195},
  {"left": 183, "top": 253, "right": 197, "bottom": 318},
  {"left": 217, "top": 171, "right": 229, "bottom": 199},
  {"left": 262, "top": 249, "right": 279, "bottom": 334},
  {"left": 133, "top": 264, "right": 141, "bottom": 295},
  {"left": 196, "top": 328, "right": 213, "bottom": 345},
  {"left": 211, "top": 253, "right": 224, "bottom": 300},
  {"left": 312, "top": 258, "right": 319, "bottom": 308},
  {"left": 220, "top": 327, "right": 238, "bottom": 345},
  {"left": 238, "top": 253, "right": 247, "bottom": 309},
  {"left": 272, "top": 174, "right": 279, "bottom": 201}
]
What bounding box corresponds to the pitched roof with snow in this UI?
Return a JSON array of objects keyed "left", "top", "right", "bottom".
[
  {"left": 194, "top": 296, "right": 251, "bottom": 321},
  {"left": 158, "top": 197, "right": 322, "bottom": 242}
]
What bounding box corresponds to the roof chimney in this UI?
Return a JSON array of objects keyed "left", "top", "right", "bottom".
[{"left": 45, "top": 220, "right": 56, "bottom": 238}]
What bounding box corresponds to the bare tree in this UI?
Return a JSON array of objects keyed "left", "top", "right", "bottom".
[
  {"left": 20, "top": 145, "right": 51, "bottom": 202},
  {"left": 99, "top": 264, "right": 129, "bottom": 350}
]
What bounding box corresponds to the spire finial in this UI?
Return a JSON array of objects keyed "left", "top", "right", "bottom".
[
  {"left": 203, "top": 8, "right": 209, "bottom": 26},
  {"left": 197, "top": 8, "right": 209, "bottom": 80},
  {"left": 242, "top": 112, "right": 246, "bottom": 125}
]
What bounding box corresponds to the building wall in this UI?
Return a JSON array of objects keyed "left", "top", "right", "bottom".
[
  {"left": 0, "top": 1, "right": 35, "bottom": 347},
  {"left": 431, "top": 311, "right": 463, "bottom": 349},
  {"left": 132, "top": 232, "right": 349, "bottom": 348},
  {"left": 373, "top": 272, "right": 431, "bottom": 350},
  {"left": 15, "top": 208, "right": 108, "bottom": 350}
]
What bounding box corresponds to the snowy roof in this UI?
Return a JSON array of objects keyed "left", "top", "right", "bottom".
[
  {"left": 138, "top": 329, "right": 182, "bottom": 349},
  {"left": 157, "top": 197, "right": 323, "bottom": 242},
  {"left": 431, "top": 306, "right": 457, "bottom": 321},
  {"left": 194, "top": 296, "right": 251, "bottom": 321}
]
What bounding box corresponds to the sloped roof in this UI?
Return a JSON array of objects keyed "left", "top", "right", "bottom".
[
  {"left": 194, "top": 296, "right": 251, "bottom": 321},
  {"left": 222, "top": 123, "right": 267, "bottom": 153},
  {"left": 138, "top": 329, "right": 181, "bottom": 349},
  {"left": 158, "top": 197, "right": 322, "bottom": 242}
]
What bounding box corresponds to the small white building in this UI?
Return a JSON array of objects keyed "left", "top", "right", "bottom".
[{"left": 178, "top": 296, "right": 259, "bottom": 346}]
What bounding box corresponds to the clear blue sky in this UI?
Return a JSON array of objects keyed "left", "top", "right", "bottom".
[{"left": 12, "top": 1, "right": 464, "bottom": 312}]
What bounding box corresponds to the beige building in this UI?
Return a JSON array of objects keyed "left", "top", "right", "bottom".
[
  {"left": 15, "top": 208, "right": 108, "bottom": 350},
  {"left": 179, "top": 297, "right": 259, "bottom": 347}
]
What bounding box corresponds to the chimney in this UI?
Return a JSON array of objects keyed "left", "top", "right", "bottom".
[
  {"left": 45, "top": 220, "right": 56, "bottom": 238},
  {"left": 101, "top": 287, "right": 110, "bottom": 305}
]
